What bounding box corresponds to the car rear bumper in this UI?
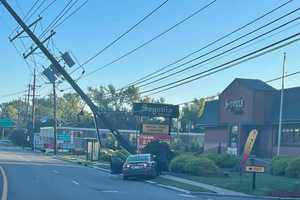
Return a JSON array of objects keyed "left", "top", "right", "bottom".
[{"left": 123, "top": 167, "right": 155, "bottom": 177}]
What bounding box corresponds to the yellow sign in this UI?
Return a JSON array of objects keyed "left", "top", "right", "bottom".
[
  {"left": 241, "top": 129, "right": 258, "bottom": 165},
  {"left": 246, "top": 165, "right": 265, "bottom": 173}
]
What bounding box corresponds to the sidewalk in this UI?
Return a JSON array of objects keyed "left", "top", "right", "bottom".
[{"left": 160, "top": 174, "right": 249, "bottom": 196}]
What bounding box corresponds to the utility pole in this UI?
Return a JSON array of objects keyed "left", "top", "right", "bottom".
[
  {"left": 0, "top": 0, "right": 135, "bottom": 153},
  {"left": 24, "top": 84, "right": 31, "bottom": 148},
  {"left": 277, "top": 52, "right": 286, "bottom": 156},
  {"left": 31, "top": 68, "right": 36, "bottom": 150},
  {"left": 53, "top": 81, "right": 57, "bottom": 155}
]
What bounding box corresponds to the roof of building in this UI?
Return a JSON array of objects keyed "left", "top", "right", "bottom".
[
  {"left": 198, "top": 79, "right": 300, "bottom": 126},
  {"left": 197, "top": 100, "right": 219, "bottom": 125},
  {"left": 270, "top": 86, "right": 300, "bottom": 122},
  {"left": 235, "top": 78, "right": 276, "bottom": 91}
]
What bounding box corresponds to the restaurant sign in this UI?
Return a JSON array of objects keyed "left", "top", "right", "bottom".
[
  {"left": 225, "top": 98, "right": 244, "bottom": 114},
  {"left": 133, "top": 103, "right": 179, "bottom": 118}
]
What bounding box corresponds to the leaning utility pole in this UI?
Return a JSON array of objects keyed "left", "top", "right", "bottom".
[
  {"left": 53, "top": 81, "right": 57, "bottom": 155},
  {"left": 277, "top": 53, "right": 286, "bottom": 156},
  {"left": 0, "top": 0, "right": 135, "bottom": 153}
]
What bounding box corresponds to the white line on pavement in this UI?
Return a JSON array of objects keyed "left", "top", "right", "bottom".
[
  {"left": 101, "top": 190, "right": 119, "bottom": 193},
  {"left": 0, "top": 166, "right": 8, "bottom": 200},
  {"left": 178, "top": 194, "right": 196, "bottom": 198},
  {"left": 52, "top": 170, "right": 59, "bottom": 174},
  {"left": 72, "top": 180, "right": 80, "bottom": 185}
]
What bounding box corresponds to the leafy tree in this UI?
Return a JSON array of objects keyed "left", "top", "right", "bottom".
[{"left": 180, "top": 98, "right": 205, "bottom": 132}]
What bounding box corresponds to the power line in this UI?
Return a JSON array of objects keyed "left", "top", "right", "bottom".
[
  {"left": 9, "top": 0, "right": 41, "bottom": 36},
  {"left": 70, "top": 0, "right": 169, "bottom": 74},
  {"left": 266, "top": 70, "right": 300, "bottom": 83},
  {"left": 177, "top": 69, "right": 300, "bottom": 105},
  {"left": 39, "top": 0, "right": 58, "bottom": 15},
  {"left": 0, "top": 89, "right": 28, "bottom": 100},
  {"left": 136, "top": 9, "right": 300, "bottom": 89},
  {"left": 50, "top": 0, "right": 88, "bottom": 31},
  {"left": 140, "top": 32, "right": 300, "bottom": 96},
  {"left": 81, "top": 0, "right": 217, "bottom": 79},
  {"left": 120, "top": 0, "right": 295, "bottom": 89},
  {"left": 39, "top": 0, "right": 75, "bottom": 38}
]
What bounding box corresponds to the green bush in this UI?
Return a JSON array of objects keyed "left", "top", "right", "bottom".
[
  {"left": 271, "top": 156, "right": 291, "bottom": 176},
  {"left": 8, "top": 129, "right": 25, "bottom": 146},
  {"left": 99, "top": 151, "right": 112, "bottom": 162},
  {"left": 110, "top": 149, "right": 130, "bottom": 174},
  {"left": 170, "top": 154, "right": 219, "bottom": 176},
  {"left": 185, "top": 157, "right": 219, "bottom": 176},
  {"left": 201, "top": 153, "right": 239, "bottom": 168},
  {"left": 169, "top": 153, "right": 195, "bottom": 173},
  {"left": 286, "top": 158, "right": 300, "bottom": 178}
]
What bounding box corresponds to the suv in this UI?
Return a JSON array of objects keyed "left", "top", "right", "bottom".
[{"left": 122, "top": 154, "right": 158, "bottom": 180}]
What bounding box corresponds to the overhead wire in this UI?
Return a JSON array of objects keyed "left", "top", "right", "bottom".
[
  {"left": 80, "top": 0, "right": 217, "bottom": 79},
  {"left": 120, "top": 0, "right": 295, "bottom": 89},
  {"left": 50, "top": 0, "right": 88, "bottom": 31},
  {"left": 177, "top": 69, "right": 300, "bottom": 106},
  {"left": 140, "top": 32, "right": 300, "bottom": 96},
  {"left": 39, "top": 0, "right": 75, "bottom": 38},
  {"left": 134, "top": 8, "right": 300, "bottom": 89},
  {"left": 70, "top": 0, "right": 169, "bottom": 74}
]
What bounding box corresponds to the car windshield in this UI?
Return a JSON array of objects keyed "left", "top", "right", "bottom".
[{"left": 127, "top": 155, "right": 150, "bottom": 162}]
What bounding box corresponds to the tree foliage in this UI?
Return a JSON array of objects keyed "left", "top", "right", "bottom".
[{"left": 180, "top": 98, "right": 205, "bottom": 132}]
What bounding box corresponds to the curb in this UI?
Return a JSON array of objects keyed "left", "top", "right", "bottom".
[{"left": 53, "top": 156, "right": 300, "bottom": 200}]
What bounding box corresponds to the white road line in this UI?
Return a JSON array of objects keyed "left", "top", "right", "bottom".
[
  {"left": 52, "top": 170, "right": 59, "bottom": 174},
  {"left": 101, "top": 190, "right": 119, "bottom": 193},
  {"left": 0, "top": 166, "right": 8, "bottom": 200},
  {"left": 145, "top": 180, "right": 156, "bottom": 184},
  {"left": 178, "top": 194, "right": 196, "bottom": 198},
  {"left": 72, "top": 180, "right": 80, "bottom": 185}
]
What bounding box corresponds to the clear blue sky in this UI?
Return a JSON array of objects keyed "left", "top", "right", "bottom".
[{"left": 1, "top": 0, "right": 300, "bottom": 104}]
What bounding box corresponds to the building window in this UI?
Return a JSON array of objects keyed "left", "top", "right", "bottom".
[{"left": 282, "top": 127, "right": 300, "bottom": 146}]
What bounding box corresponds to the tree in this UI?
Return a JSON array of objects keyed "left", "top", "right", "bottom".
[
  {"left": 180, "top": 98, "right": 205, "bottom": 132},
  {"left": 142, "top": 141, "right": 174, "bottom": 171}
]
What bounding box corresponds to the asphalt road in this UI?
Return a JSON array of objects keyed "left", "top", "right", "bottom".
[{"left": 0, "top": 145, "right": 274, "bottom": 200}]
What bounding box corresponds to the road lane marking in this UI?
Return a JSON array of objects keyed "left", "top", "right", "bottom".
[
  {"left": 52, "top": 170, "right": 59, "bottom": 174},
  {"left": 72, "top": 180, "right": 80, "bottom": 185},
  {"left": 0, "top": 166, "right": 8, "bottom": 200},
  {"left": 101, "top": 190, "right": 119, "bottom": 193},
  {"left": 178, "top": 194, "right": 196, "bottom": 198}
]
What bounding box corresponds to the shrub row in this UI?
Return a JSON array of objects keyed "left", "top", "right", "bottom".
[
  {"left": 200, "top": 153, "right": 239, "bottom": 169},
  {"left": 271, "top": 156, "right": 300, "bottom": 178},
  {"left": 169, "top": 154, "right": 219, "bottom": 176}
]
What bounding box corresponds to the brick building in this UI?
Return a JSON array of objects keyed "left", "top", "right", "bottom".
[{"left": 198, "top": 78, "right": 300, "bottom": 158}]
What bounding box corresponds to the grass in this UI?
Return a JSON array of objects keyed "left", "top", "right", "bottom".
[
  {"left": 172, "top": 172, "right": 300, "bottom": 196},
  {"left": 154, "top": 177, "right": 213, "bottom": 193}
]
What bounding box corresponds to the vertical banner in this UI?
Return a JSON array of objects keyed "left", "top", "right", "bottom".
[{"left": 240, "top": 129, "right": 258, "bottom": 168}]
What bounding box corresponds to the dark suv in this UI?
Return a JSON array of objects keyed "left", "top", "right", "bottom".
[{"left": 122, "top": 154, "right": 158, "bottom": 180}]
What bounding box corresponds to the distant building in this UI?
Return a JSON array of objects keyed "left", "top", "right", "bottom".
[{"left": 198, "top": 78, "right": 300, "bottom": 158}]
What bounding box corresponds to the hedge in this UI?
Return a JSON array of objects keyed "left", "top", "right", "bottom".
[
  {"left": 271, "top": 156, "right": 292, "bottom": 176},
  {"left": 201, "top": 153, "right": 239, "bottom": 168},
  {"left": 185, "top": 157, "right": 218, "bottom": 176},
  {"left": 169, "top": 154, "right": 195, "bottom": 173},
  {"left": 170, "top": 154, "right": 219, "bottom": 176},
  {"left": 286, "top": 158, "right": 300, "bottom": 178}
]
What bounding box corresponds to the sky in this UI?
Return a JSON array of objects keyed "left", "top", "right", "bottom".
[{"left": 0, "top": 0, "right": 300, "bottom": 105}]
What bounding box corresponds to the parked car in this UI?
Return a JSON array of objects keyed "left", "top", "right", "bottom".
[{"left": 122, "top": 154, "right": 158, "bottom": 180}]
